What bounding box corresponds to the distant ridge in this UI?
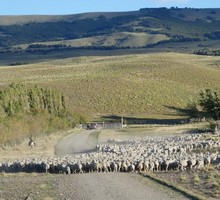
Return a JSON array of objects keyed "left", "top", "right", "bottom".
[
  {"left": 0, "top": 11, "right": 138, "bottom": 25},
  {"left": 0, "top": 7, "right": 220, "bottom": 56}
]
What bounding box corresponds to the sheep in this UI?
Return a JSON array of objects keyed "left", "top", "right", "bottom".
[
  {"left": 143, "top": 160, "right": 149, "bottom": 172},
  {"left": 116, "top": 160, "right": 122, "bottom": 172},
  {"left": 128, "top": 163, "right": 135, "bottom": 172},
  {"left": 121, "top": 161, "right": 128, "bottom": 172},
  {"left": 110, "top": 161, "right": 118, "bottom": 172},
  {"left": 136, "top": 161, "right": 144, "bottom": 172},
  {"left": 148, "top": 161, "right": 155, "bottom": 171},
  {"left": 196, "top": 159, "right": 205, "bottom": 169},
  {"left": 42, "top": 162, "right": 50, "bottom": 173},
  {"left": 1, "top": 132, "right": 219, "bottom": 175},
  {"left": 187, "top": 158, "right": 197, "bottom": 170},
  {"left": 77, "top": 162, "right": 84, "bottom": 173},
  {"left": 179, "top": 159, "right": 188, "bottom": 171}
]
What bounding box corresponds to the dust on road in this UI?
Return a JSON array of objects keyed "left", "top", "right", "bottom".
[{"left": 54, "top": 130, "right": 98, "bottom": 156}]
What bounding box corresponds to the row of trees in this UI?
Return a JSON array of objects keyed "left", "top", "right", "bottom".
[
  {"left": 0, "top": 83, "right": 86, "bottom": 145},
  {"left": 194, "top": 48, "right": 220, "bottom": 56},
  {"left": 0, "top": 83, "right": 66, "bottom": 117}
]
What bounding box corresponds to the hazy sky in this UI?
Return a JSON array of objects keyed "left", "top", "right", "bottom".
[{"left": 0, "top": 0, "right": 220, "bottom": 15}]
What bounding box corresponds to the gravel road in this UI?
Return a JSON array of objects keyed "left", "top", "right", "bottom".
[
  {"left": 0, "top": 173, "right": 189, "bottom": 200},
  {"left": 54, "top": 173, "right": 188, "bottom": 200},
  {"left": 52, "top": 129, "right": 190, "bottom": 200}
]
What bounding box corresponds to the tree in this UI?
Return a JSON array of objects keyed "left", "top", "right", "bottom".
[
  {"left": 198, "top": 89, "right": 220, "bottom": 134},
  {"left": 199, "top": 89, "right": 220, "bottom": 120}
]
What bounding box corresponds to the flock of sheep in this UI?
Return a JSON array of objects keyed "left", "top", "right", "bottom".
[{"left": 0, "top": 133, "right": 220, "bottom": 174}]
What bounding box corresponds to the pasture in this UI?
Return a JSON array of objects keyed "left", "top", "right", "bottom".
[{"left": 0, "top": 52, "right": 220, "bottom": 120}]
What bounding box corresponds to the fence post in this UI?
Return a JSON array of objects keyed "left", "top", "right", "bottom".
[{"left": 121, "top": 117, "right": 124, "bottom": 129}]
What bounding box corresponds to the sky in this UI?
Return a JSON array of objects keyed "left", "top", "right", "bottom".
[{"left": 0, "top": 0, "right": 220, "bottom": 15}]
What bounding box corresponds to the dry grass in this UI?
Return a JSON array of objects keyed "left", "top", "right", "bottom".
[
  {"left": 98, "top": 123, "right": 208, "bottom": 142},
  {"left": 0, "top": 52, "right": 220, "bottom": 120},
  {"left": 193, "top": 174, "right": 200, "bottom": 185},
  {"left": 154, "top": 163, "right": 220, "bottom": 199},
  {"left": 0, "top": 128, "right": 76, "bottom": 162}
]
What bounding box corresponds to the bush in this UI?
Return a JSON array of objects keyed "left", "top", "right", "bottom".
[
  {"left": 179, "top": 175, "right": 187, "bottom": 182},
  {"left": 193, "top": 174, "right": 200, "bottom": 185}
]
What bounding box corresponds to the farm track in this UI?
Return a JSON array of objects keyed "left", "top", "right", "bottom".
[
  {"left": 0, "top": 172, "right": 189, "bottom": 200},
  {"left": 51, "top": 129, "right": 190, "bottom": 200},
  {"left": 0, "top": 129, "right": 191, "bottom": 200}
]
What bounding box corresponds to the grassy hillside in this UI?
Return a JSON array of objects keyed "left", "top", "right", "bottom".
[
  {"left": 1, "top": 8, "right": 220, "bottom": 52},
  {"left": 0, "top": 52, "right": 220, "bottom": 120}
]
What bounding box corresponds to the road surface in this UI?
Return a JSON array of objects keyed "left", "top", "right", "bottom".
[{"left": 53, "top": 129, "right": 190, "bottom": 200}]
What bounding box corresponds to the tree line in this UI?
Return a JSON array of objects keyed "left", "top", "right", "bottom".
[{"left": 0, "top": 83, "right": 86, "bottom": 145}]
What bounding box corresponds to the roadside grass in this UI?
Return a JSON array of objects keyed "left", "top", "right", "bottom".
[
  {"left": 98, "top": 123, "right": 209, "bottom": 142},
  {"left": 141, "top": 172, "right": 207, "bottom": 200},
  {"left": 141, "top": 134, "right": 220, "bottom": 200},
  {"left": 0, "top": 52, "right": 220, "bottom": 120},
  {"left": 179, "top": 175, "right": 187, "bottom": 182},
  {"left": 153, "top": 165, "right": 220, "bottom": 199},
  {"left": 0, "top": 173, "right": 56, "bottom": 200},
  {"left": 0, "top": 113, "right": 75, "bottom": 146},
  {"left": 193, "top": 174, "right": 200, "bottom": 185}
]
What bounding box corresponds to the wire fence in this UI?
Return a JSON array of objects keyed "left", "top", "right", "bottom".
[{"left": 76, "top": 117, "right": 206, "bottom": 130}]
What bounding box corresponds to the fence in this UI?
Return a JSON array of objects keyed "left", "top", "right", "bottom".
[
  {"left": 79, "top": 117, "right": 199, "bottom": 130},
  {"left": 81, "top": 122, "right": 122, "bottom": 130}
]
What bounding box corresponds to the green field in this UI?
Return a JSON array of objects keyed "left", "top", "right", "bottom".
[{"left": 0, "top": 52, "right": 220, "bottom": 120}]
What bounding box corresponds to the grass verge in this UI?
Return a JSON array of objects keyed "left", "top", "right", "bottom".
[{"left": 140, "top": 172, "right": 207, "bottom": 200}]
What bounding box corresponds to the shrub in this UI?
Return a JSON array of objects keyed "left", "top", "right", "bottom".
[
  {"left": 193, "top": 174, "right": 200, "bottom": 185},
  {"left": 179, "top": 175, "right": 187, "bottom": 182}
]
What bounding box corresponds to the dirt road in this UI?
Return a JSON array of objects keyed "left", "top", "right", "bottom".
[
  {"left": 0, "top": 129, "right": 191, "bottom": 200},
  {"left": 51, "top": 129, "right": 190, "bottom": 200},
  {"left": 53, "top": 173, "right": 188, "bottom": 200}
]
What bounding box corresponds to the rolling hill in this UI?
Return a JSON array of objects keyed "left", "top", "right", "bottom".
[
  {"left": 0, "top": 7, "right": 220, "bottom": 59},
  {"left": 0, "top": 52, "right": 220, "bottom": 120},
  {"left": 1, "top": 8, "right": 220, "bottom": 143},
  {"left": 0, "top": 8, "right": 220, "bottom": 120}
]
